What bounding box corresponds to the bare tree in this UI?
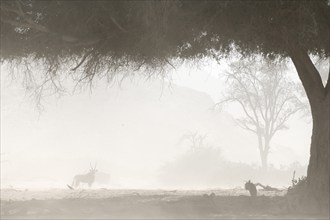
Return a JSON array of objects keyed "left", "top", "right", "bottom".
[
  {"left": 178, "top": 131, "right": 208, "bottom": 153},
  {"left": 218, "top": 57, "right": 307, "bottom": 169}
]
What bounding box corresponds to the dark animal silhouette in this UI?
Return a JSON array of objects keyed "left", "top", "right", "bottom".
[{"left": 245, "top": 180, "right": 257, "bottom": 197}]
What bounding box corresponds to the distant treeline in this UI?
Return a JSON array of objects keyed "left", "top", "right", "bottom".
[{"left": 158, "top": 146, "right": 307, "bottom": 189}]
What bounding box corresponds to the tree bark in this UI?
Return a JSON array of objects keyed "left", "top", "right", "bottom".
[
  {"left": 289, "top": 44, "right": 329, "bottom": 214},
  {"left": 306, "top": 95, "right": 329, "bottom": 213}
]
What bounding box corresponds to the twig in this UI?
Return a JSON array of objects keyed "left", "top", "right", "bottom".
[
  {"left": 71, "top": 50, "right": 94, "bottom": 71},
  {"left": 165, "top": 59, "right": 176, "bottom": 70},
  {"left": 292, "top": 170, "right": 296, "bottom": 186}
]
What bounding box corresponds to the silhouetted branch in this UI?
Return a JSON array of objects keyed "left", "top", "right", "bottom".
[{"left": 71, "top": 50, "right": 94, "bottom": 71}]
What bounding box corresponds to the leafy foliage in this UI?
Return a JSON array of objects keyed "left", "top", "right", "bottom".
[{"left": 1, "top": 0, "right": 329, "bottom": 79}]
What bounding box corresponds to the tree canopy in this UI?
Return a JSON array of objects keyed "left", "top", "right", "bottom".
[{"left": 1, "top": 0, "right": 329, "bottom": 78}]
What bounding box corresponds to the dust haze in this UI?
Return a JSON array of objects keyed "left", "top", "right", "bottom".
[
  {"left": 2, "top": 59, "right": 323, "bottom": 219},
  {"left": 1, "top": 60, "right": 310, "bottom": 190}
]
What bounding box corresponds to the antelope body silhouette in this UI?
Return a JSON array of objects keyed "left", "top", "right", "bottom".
[{"left": 70, "top": 163, "right": 98, "bottom": 188}]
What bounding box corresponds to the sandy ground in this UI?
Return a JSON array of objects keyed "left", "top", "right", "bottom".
[{"left": 0, "top": 188, "right": 327, "bottom": 219}]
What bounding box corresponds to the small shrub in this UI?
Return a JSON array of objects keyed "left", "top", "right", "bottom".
[{"left": 287, "top": 176, "right": 307, "bottom": 196}]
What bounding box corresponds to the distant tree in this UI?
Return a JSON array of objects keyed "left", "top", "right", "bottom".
[
  {"left": 218, "top": 57, "right": 306, "bottom": 169},
  {"left": 161, "top": 133, "right": 223, "bottom": 188},
  {"left": 178, "top": 131, "right": 208, "bottom": 153}
]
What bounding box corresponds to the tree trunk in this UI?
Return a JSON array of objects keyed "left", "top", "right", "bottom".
[
  {"left": 260, "top": 150, "right": 268, "bottom": 170},
  {"left": 289, "top": 44, "right": 329, "bottom": 215},
  {"left": 306, "top": 95, "right": 329, "bottom": 213},
  {"left": 258, "top": 133, "right": 270, "bottom": 170}
]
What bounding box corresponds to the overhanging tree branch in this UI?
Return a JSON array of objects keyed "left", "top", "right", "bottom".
[{"left": 289, "top": 43, "right": 326, "bottom": 104}]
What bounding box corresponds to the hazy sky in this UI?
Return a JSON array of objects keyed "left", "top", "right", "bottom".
[{"left": 1, "top": 59, "right": 312, "bottom": 189}]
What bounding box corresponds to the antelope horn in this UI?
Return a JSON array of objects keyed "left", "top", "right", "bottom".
[{"left": 94, "top": 162, "right": 97, "bottom": 170}]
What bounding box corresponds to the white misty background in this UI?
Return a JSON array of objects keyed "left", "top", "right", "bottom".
[{"left": 1, "top": 60, "right": 311, "bottom": 189}]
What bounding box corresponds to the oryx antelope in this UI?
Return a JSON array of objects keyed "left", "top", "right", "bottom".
[{"left": 69, "top": 163, "right": 98, "bottom": 189}]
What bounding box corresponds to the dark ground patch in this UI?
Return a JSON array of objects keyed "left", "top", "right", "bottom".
[{"left": 0, "top": 189, "right": 328, "bottom": 219}]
